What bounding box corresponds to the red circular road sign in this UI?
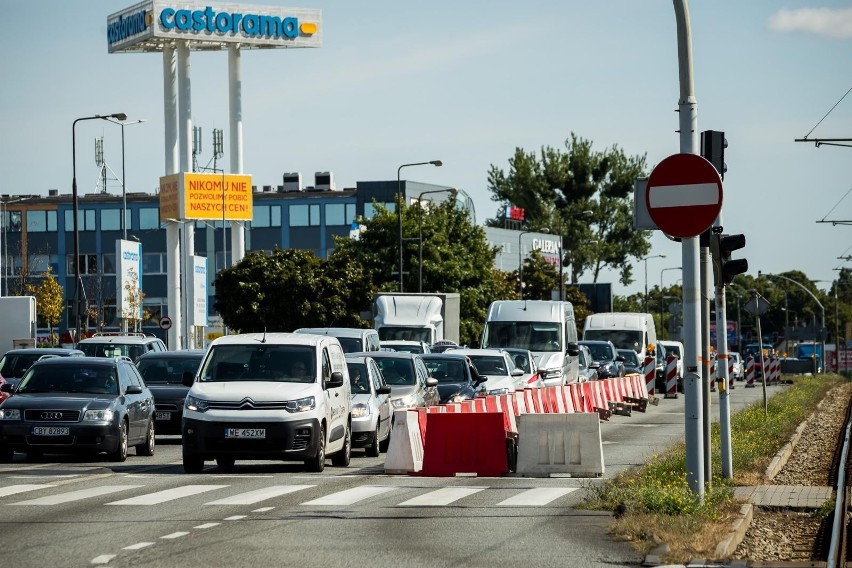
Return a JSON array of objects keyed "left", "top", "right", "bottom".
[
  {"left": 158, "top": 316, "right": 173, "bottom": 330},
  {"left": 645, "top": 153, "right": 723, "bottom": 238}
]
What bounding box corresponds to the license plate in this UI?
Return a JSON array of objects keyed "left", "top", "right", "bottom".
[
  {"left": 32, "top": 426, "right": 69, "bottom": 436},
  {"left": 155, "top": 411, "right": 172, "bottom": 421},
  {"left": 224, "top": 428, "right": 265, "bottom": 439}
]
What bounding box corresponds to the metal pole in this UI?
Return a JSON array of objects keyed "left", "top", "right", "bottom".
[
  {"left": 518, "top": 230, "right": 532, "bottom": 298},
  {"left": 559, "top": 234, "right": 564, "bottom": 301}
]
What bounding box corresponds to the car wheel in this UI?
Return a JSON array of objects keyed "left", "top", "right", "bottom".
[
  {"left": 216, "top": 457, "right": 236, "bottom": 470},
  {"left": 110, "top": 420, "right": 128, "bottom": 462},
  {"left": 331, "top": 425, "right": 351, "bottom": 467},
  {"left": 365, "top": 426, "right": 380, "bottom": 458},
  {"left": 305, "top": 425, "right": 326, "bottom": 472},
  {"left": 0, "top": 445, "right": 13, "bottom": 463},
  {"left": 380, "top": 419, "right": 392, "bottom": 453},
  {"left": 136, "top": 420, "right": 155, "bottom": 456},
  {"left": 183, "top": 450, "right": 205, "bottom": 473}
]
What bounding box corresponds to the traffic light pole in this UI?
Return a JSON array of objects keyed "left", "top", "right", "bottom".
[{"left": 715, "top": 280, "right": 733, "bottom": 479}]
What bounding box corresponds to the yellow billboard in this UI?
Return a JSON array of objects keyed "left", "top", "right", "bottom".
[{"left": 158, "top": 172, "right": 253, "bottom": 221}]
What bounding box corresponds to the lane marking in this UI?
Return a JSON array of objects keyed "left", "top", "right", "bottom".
[
  {"left": 161, "top": 532, "right": 190, "bottom": 539},
  {"left": 12, "top": 485, "right": 143, "bottom": 505},
  {"left": 302, "top": 485, "right": 396, "bottom": 506},
  {"left": 397, "top": 487, "right": 486, "bottom": 507},
  {"left": 123, "top": 542, "right": 154, "bottom": 550},
  {"left": 252, "top": 507, "right": 275, "bottom": 513},
  {"left": 205, "top": 485, "right": 314, "bottom": 505},
  {"left": 194, "top": 522, "right": 220, "bottom": 529},
  {"left": 224, "top": 515, "right": 246, "bottom": 521},
  {"left": 0, "top": 484, "right": 54, "bottom": 498},
  {"left": 90, "top": 554, "right": 116, "bottom": 565},
  {"left": 496, "top": 487, "right": 577, "bottom": 507},
  {"left": 107, "top": 485, "right": 228, "bottom": 505}
]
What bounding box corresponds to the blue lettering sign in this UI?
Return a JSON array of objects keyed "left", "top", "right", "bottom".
[
  {"left": 107, "top": 9, "right": 149, "bottom": 45},
  {"left": 159, "top": 6, "right": 305, "bottom": 39}
]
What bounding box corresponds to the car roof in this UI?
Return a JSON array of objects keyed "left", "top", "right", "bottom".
[
  {"left": 32, "top": 356, "right": 125, "bottom": 368},
  {"left": 294, "top": 327, "right": 375, "bottom": 338},
  {"left": 210, "top": 332, "right": 328, "bottom": 347},
  {"left": 137, "top": 350, "right": 206, "bottom": 360},
  {"left": 447, "top": 348, "right": 507, "bottom": 357},
  {"left": 380, "top": 340, "right": 425, "bottom": 345},
  {"left": 579, "top": 339, "right": 614, "bottom": 346},
  {"left": 421, "top": 353, "right": 470, "bottom": 361},
  {"left": 350, "top": 350, "right": 419, "bottom": 360},
  {"left": 344, "top": 354, "right": 376, "bottom": 364},
  {"left": 78, "top": 334, "right": 162, "bottom": 345},
  {"left": 2, "top": 348, "right": 84, "bottom": 356}
]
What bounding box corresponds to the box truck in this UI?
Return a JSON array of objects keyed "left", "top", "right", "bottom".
[
  {"left": 0, "top": 296, "right": 37, "bottom": 353},
  {"left": 372, "top": 293, "right": 460, "bottom": 345}
]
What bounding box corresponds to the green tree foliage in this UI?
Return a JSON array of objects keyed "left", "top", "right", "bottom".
[
  {"left": 521, "top": 249, "right": 558, "bottom": 300},
  {"left": 214, "top": 248, "right": 372, "bottom": 332},
  {"left": 31, "top": 268, "right": 64, "bottom": 344},
  {"left": 486, "top": 132, "right": 652, "bottom": 286}
]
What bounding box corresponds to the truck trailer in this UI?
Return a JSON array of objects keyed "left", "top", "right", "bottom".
[
  {"left": 0, "top": 296, "right": 37, "bottom": 354},
  {"left": 372, "top": 293, "right": 460, "bottom": 345}
]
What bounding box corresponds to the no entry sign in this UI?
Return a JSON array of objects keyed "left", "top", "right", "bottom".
[{"left": 645, "top": 153, "right": 723, "bottom": 238}]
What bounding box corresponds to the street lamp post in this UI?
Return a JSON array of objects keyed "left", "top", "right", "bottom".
[
  {"left": 397, "top": 160, "right": 442, "bottom": 293},
  {"left": 660, "top": 266, "right": 682, "bottom": 339},
  {"left": 417, "top": 188, "right": 456, "bottom": 293},
  {"left": 518, "top": 228, "right": 548, "bottom": 298},
  {"left": 104, "top": 118, "right": 146, "bottom": 240},
  {"left": 72, "top": 113, "right": 126, "bottom": 345},
  {"left": 642, "top": 254, "right": 666, "bottom": 313}
]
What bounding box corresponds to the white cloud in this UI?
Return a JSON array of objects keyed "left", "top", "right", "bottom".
[{"left": 768, "top": 7, "right": 852, "bottom": 38}]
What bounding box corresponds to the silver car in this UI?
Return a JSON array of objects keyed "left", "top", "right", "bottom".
[
  {"left": 578, "top": 345, "right": 599, "bottom": 382},
  {"left": 501, "top": 347, "right": 544, "bottom": 389},
  {"left": 354, "top": 351, "right": 439, "bottom": 410},
  {"left": 345, "top": 355, "right": 392, "bottom": 457}
]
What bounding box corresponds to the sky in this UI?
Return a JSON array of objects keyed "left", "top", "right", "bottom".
[{"left": 1, "top": 1, "right": 851, "bottom": 299}]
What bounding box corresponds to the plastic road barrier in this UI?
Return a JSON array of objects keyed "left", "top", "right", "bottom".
[
  {"left": 419, "top": 412, "right": 509, "bottom": 477},
  {"left": 665, "top": 355, "right": 678, "bottom": 399},
  {"left": 384, "top": 409, "right": 424, "bottom": 474},
  {"left": 745, "top": 356, "right": 755, "bottom": 388},
  {"left": 643, "top": 356, "right": 656, "bottom": 396},
  {"left": 515, "top": 413, "right": 605, "bottom": 477}
]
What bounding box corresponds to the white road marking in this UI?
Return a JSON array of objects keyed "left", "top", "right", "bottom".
[
  {"left": 10, "top": 474, "right": 80, "bottom": 478},
  {"left": 107, "top": 485, "right": 228, "bottom": 505},
  {"left": 252, "top": 507, "right": 275, "bottom": 512},
  {"left": 205, "top": 485, "right": 314, "bottom": 505},
  {"left": 194, "top": 523, "right": 221, "bottom": 529},
  {"left": 123, "top": 542, "right": 154, "bottom": 550},
  {"left": 12, "top": 485, "right": 143, "bottom": 505},
  {"left": 397, "top": 487, "right": 486, "bottom": 507},
  {"left": 90, "top": 554, "right": 116, "bottom": 564},
  {"left": 496, "top": 487, "right": 577, "bottom": 507},
  {"left": 302, "top": 485, "right": 396, "bottom": 506},
  {"left": 0, "top": 484, "right": 54, "bottom": 498},
  {"left": 224, "top": 515, "right": 246, "bottom": 521},
  {"left": 161, "top": 532, "right": 190, "bottom": 539}
]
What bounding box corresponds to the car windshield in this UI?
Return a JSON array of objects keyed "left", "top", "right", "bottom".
[
  {"left": 372, "top": 357, "right": 415, "bottom": 385},
  {"left": 468, "top": 355, "right": 508, "bottom": 376},
  {"left": 198, "top": 345, "right": 316, "bottom": 383},
  {"left": 582, "top": 343, "right": 614, "bottom": 361},
  {"left": 79, "top": 343, "right": 146, "bottom": 362},
  {"left": 424, "top": 360, "right": 467, "bottom": 383},
  {"left": 619, "top": 350, "right": 641, "bottom": 367},
  {"left": 17, "top": 365, "right": 119, "bottom": 395},
  {"left": 346, "top": 362, "right": 371, "bottom": 394},
  {"left": 384, "top": 343, "right": 424, "bottom": 354},
  {"left": 582, "top": 329, "right": 644, "bottom": 353},
  {"left": 481, "top": 322, "right": 562, "bottom": 352},
  {"left": 137, "top": 357, "right": 203, "bottom": 385},
  {"left": 0, "top": 353, "right": 42, "bottom": 378},
  {"left": 335, "top": 337, "right": 362, "bottom": 353},
  {"left": 377, "top": 327, "right": 432, "bottom": 343}
]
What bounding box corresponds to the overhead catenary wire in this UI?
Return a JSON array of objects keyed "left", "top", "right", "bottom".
[
  {"left": 802, "top": 86, "right": 852, "bottom": 139},
  {"left": 819, "top": 183, "right": 852, "bottom": 222}
]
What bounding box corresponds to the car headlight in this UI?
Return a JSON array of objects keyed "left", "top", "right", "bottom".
[
  {"left": 185, "top": 394, "right": 209, "bottom": 413},
  {"left": 391, "top": 395, "right": 416, "bottom": 408},
  {"left": 0, "top": 409, "right": 21, "bottom": 420},
  {"left": 541, "top": 368, "right": 562, "bottom": 379},
  {"left": 352, "top": 403, "right": 370, "bottom": 418},
  {"left": 83, "top": 409, "right": 115, "bottom": 422},
  {"left": 487, "top": 388, "right": 509, "bottom": 396},
  {"left": 284, "top": 396, "right": 315, "bottom": 413}
]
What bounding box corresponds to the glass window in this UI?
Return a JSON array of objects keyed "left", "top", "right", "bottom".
[
  {"left": 142, "top": 253, "right": 166, "bottom": 275},
  {"left": 67, "top": 254, "right": 100, "bottom": 275},
  {"left": 251, "top": 205, "right": 281, "bottom": 228},
  {"left": 364, "top": 202, "right": 394, "bottom": 220},
  {"left": 7, "top": 211, "right": 22, "bottom": 232},
  {"left": 309, "top": 204, "right": 320, "bottom": 226},
  {"left": 326, "top": 204, "right": 345, "bottom": 226},
  {"left": 102, "top": 253, "right": 116, "bottom": 275},
  {"left": 101, "top": 209, "right": 121, "bottom": 231},
  {"left": 290, "top": 204, "right": 309, "bottom": 227},
  {"left": 26, "top": 210, "right": 57, "bottom": 232},
  {"left": 139, "top": 208, "right": 160, "bottom": 230},
  {"left": 64, "top": 209, "right": 96, "bottom": 231},
  {"left": 28, "top": 254, "right": 50, "bottom": 275}
]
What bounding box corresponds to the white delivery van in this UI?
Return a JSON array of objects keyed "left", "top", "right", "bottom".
[
  {"left": 582, "top": 312, "right": 658, "bottom": 362},
  {"left": 480, "top": 300, "right": 580, "bottom": 386},
  {"left": 181, "top": 332, "right": 351, "bottom": 473}
]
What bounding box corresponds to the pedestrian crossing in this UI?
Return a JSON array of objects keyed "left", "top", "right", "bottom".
[{"left": 0, "top": 481, "right": 578, "bottom": 509}]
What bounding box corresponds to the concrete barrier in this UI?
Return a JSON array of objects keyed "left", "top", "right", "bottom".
[
  {"left": 515, "top": 413, "right": 604, "bottom": 477},
  {"left": 384, "top": 409, "right": 424, "bottom": 474}
]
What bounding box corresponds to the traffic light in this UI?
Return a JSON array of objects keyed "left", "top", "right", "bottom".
[
  {"left": 701, "top": 130, "right": 727, "bottom": 179},
  {"left": 710, "top": 232, "right": 747, "bottom": 286}
]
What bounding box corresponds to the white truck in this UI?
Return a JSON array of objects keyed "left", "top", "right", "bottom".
[
  {"left": 372, "top": 293, "right": 461, "bottom": 345},
  {"left": 0, "top": 296, "right": 37, "bottom": 353}
]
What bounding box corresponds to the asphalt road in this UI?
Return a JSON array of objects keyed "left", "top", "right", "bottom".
[{"left": 0, "top": 382, "right": 777, "bottom": 568}]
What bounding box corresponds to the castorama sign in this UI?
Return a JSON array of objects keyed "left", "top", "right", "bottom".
[
  {"left": 116, "top": 239, "right": 144, "bottom": 321},
  {"left": 107, "top": 1, "right": 322, "bottom": 53}
]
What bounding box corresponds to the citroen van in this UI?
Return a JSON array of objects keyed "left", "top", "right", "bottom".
[
  {"left": 480, "top": 300, "right": 580, "bottom": 386},
  {"left": 181, "top": 332, "right": 351, "bottom": 473}
]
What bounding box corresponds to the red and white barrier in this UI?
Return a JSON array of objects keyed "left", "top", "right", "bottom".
[
  {"left": 745, "top": 356, "right": 755, "bottom": 388},
  {"left": 665, "top": 354, "right": 678, "bottom": 398},
  {"left": 728, "top": 357, "right": 735, "bottom": 390},
  {"left": 643, "top": 356, "right": 656, "bottom": 396}
]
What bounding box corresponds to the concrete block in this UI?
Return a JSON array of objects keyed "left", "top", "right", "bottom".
[{"left": 516, "top": 413, "right": 604, "bottom": 477}]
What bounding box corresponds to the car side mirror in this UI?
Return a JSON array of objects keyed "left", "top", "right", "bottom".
[
  {"left": 616, "top": 355, "right": 625, "bottom": 362},
  {"left": 376, "top": 384, "right": 391, "bottom": 395},
  {"left": 182, "top": 371, "right": 195, "bottom": 387},
  {"left": 0, "top": 383, "right": 13, "bottom": 393},
  {"left": 326, "top": 371, "right": 345, "bottom": 389},
  {"left": 511, "top": 368, "right": 524, "bottom": 377},
  {"left": 566, "top": 342, "right": 579, "bottom": 356},
  {"left": 126, "top": 385, "right": 143, "bottom": 395},
  {"left": 425, "top": 377, "right": 438, "bottom": 388},
  {"left": 589, "top": 361, "right": 601, "bottom": 369}
]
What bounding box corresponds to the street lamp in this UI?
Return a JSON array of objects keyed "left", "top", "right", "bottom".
[
  {"left": 660, "top": 266, "right": 682, "bottom": 339},
  {"left": 104, "top": 117, "right": 147, "bottom": 240},
  {"left": 396, "top": 160, "right": 442, "bottom": 292},
  {"left": 417, "top": 187, "right": 457, "bottom": 293},
  {"left": 641, "top": 254, "right": 666, "bottom": 313},
  {"left": 518, "top": 228, "right": 549, "bottom": 298},
  {"left": 72, "top": 112, "right": 126, "bottom": 345}
]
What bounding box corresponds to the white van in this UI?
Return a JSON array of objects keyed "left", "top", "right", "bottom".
[
  {"left": 582, "top": 312, "right": 658, "bottom": 362},
  {"left": 294, "top": 327, "right": 381, "bottom": 353},
  {"left": 181, "top": 332, "right": 351, "bottom": 473},
  {"left": 480, "top": 300, "right": 580, "bottom": 386}
]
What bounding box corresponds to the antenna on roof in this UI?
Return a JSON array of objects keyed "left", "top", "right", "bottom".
[{"left": 261, "top": 328, "right": 267, "bottom": 343}]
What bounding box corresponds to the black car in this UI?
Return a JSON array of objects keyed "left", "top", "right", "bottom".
[
  {"left": 618, "top": 349, "right": 642, "bottom": 375},
  {"left": 0, "top": 357, "right": 155, "bottom": 462},
  {"left": 421, "top": 353, "right": 485, "bottom": 403},
  {"left": 0, "top": 348, "right": 85, "bottom": 388},
  {"left": 579, "top": 340, "right": 625, "bottom": 379},
  {"left": 136, "top": 350, "right": 206, "bottom": 435}
]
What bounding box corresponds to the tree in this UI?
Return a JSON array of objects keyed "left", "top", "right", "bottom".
[
  {"left": 33, "top": 267, "right": 64, "bottom": 345},
  {"left": 486, "top": 132, "right": 652, "bottom": 285},
  {"left": 520, "top": 249, "right": 558, "bottom": 300},
  {"left": 121, "top": 271, "right": 148, "bottom": 333}
]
